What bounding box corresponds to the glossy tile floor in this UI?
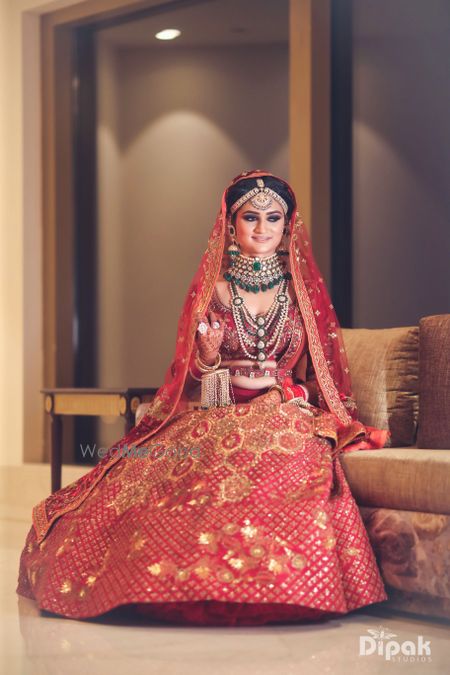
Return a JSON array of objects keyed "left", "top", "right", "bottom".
[{"left": 2, "top": 518, "right": 448, "bottom": 675}]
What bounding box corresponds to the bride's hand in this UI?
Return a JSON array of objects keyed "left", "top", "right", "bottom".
[{"left": 195, "top": 310, "right": 225, "bottom": 362}]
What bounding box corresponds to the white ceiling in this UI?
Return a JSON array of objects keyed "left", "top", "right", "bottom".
[{"left": 97, "top": 0, "right": 289, "bottom": 48}]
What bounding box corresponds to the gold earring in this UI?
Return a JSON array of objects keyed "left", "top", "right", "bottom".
[{"left": 227, "top": 222, "right": 240, "bottom": 257}]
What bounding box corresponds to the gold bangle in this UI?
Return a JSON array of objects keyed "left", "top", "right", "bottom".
[
  {"left": 268, "top": 384, "right": 286, "bottom": 403},
  {"left": 195, "top": 350, "right": 221, "bottom": 372},
  {"left": 188, "top": 366, "right": 202, "bottom": 382}
]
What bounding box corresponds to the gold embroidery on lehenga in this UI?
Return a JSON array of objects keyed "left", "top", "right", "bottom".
[
  {"left": 56, "top": 537, "right": 75, "bottom": 558},
  {"left": 241, "top": 523, "right": 258, "bottom": 539},
  {"left": 127, "top": 530, "right": 148, "bottom": 558},
  {"left": 291, "top": 554, "right": 307, "bottom": 569},
  {"left": 77, "top": 548, "right": 112, "bottom": 599},
  {"left": 59, "top": 580, "right": 72, "bottom": 594},
  {"left": 156, "top": 473, "right": 213, "bottom": 511},
  {"left": 218, "top": 473, "right": 253, "bottom": 503},
  {"left": 27, "top": 565, "right": 39, "bottom": 588},
  {"left": 198, "top": 532, "right": 214, "bottom": 545},
  {"left": 314, "top": 509, "right": 329, "bottom": 530},
  {"left": 140, "top": 519, "right": 311, "bottom": 589},
  {"left": 229, "top": 557, "right": 245, "bottom": 570},
  {"left": 216, "top": 569, "right": 234, "bottom": 582},
  {"left": 169, "top": 455, "right": 197, "bottom": 479},
  {"left": 148, "top": 563, "right": 162, "bottom": 576},
  {"left": 194, "top": 563, "right": 212, "bottom": 579},
  {"left": 105, "top": 476, "right": 151, "bottom": 517}
]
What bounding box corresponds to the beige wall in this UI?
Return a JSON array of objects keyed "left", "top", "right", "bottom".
[{"left": 352, "top": 0, "right": 450, "bottom": 328}]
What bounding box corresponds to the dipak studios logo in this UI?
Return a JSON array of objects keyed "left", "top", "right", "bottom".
[{"left": 359, "top": 625, "right": 432, "bottom": 663}]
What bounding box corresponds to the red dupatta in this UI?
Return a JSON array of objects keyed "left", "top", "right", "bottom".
[{"left": 32, "top": 170, "right": 363, "bottom": 544}]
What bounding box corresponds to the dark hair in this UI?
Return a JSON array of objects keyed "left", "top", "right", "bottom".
[{"left": 225, "top": 175, "right": 295, "bottom": 223}]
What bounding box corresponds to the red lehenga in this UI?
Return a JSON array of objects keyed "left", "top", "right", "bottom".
[{"left": 17, "top": 170, "right": 390, "bottom": 626}]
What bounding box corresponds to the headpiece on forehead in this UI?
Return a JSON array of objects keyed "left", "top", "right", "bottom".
[
  {"left": 229, "top": 176, "right": 289, "bottom": 215},
  {"left": 31, "top": 168, "right": 363, "bottom": 545}
]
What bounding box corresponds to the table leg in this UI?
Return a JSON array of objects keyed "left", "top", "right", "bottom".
[
  {"left": 51, "top": 414, "right": 62, "bottom": 493},
  {"left": 124, "top": 410, "right": 135, "bottom": 435}
]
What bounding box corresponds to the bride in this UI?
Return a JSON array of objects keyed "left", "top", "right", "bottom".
[{"left": 17, "top": 170, "right": 389, "bottom": 626}]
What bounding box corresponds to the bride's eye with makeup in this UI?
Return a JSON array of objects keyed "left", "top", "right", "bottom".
[{"left": 242, "top": 214, "right": 282, "bottom": 222}]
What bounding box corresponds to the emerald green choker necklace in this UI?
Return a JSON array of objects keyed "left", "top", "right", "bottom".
[{"left": 224, "top": 251, "right": 291, "bottom": 293}]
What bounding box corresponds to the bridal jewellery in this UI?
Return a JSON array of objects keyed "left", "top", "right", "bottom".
[
  {"left": 224, "top": 250, "right": 291, "bottom": 293},
  {"left": 228, "top": 277, "right": 292, "bottom": 370},
  {"left": 197, "top": 320, "right": 220, "bottom": 334},
  {"left": 229, "top": 177, "right": 288, "bottom": 216},
  {"left": 194, "top": 350, "right": 235, "bottom": 409}
]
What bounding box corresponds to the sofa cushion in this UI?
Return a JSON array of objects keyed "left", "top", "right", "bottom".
[
  {"left": 417, "top": 314, "right": 450, "bottom": 449},
  {"left": 340, "top": 448, "right": 450, "bottom": 514},
  {"left": 342, "top": 326, "right": 419, "bottom": 446}
]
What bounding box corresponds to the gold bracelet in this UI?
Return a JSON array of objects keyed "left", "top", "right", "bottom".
[
  {"left": 195, "top": 350, "right": 221, "bottom": 372},
  {"left": 188, "top": 366, "right": 203, "bottom": 382},
  {"left": 268, "top": 384, "right": 286, "bottom": 403}
]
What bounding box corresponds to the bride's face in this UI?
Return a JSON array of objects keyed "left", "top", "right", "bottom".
[{"left": 232, "top": 199, "right": 286, "bottom": 258}]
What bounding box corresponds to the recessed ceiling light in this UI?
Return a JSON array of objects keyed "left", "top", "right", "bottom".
[{"left": 155, "top": 29, "right": 181, "bottom": 41}]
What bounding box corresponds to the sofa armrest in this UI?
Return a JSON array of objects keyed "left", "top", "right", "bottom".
[{"left": 417, "top": 314, "right": 450, "bottom": 449}]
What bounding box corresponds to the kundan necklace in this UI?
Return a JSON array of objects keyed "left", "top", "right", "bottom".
[
  {"left": 228, "top": 276, "right": 291, "bottom": 369},
  {"left": 224, "top": 250, "right": 291, "bottom": 293}
]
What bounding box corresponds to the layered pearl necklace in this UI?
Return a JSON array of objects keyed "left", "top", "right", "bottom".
[{"left": 228, "top": 277, "right": 291, "bottom": 369}]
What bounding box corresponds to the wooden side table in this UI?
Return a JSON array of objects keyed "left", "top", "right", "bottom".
[{"left": 42, "top": 388, "right": 157, "bottom": 493}]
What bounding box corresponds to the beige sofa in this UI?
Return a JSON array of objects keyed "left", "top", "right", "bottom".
[
  {"left": 341, "top": 314, "right": 450, "bottom": 621},
  {"left": 135, "top": 314, "right": 450, "bottom": 621}
]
